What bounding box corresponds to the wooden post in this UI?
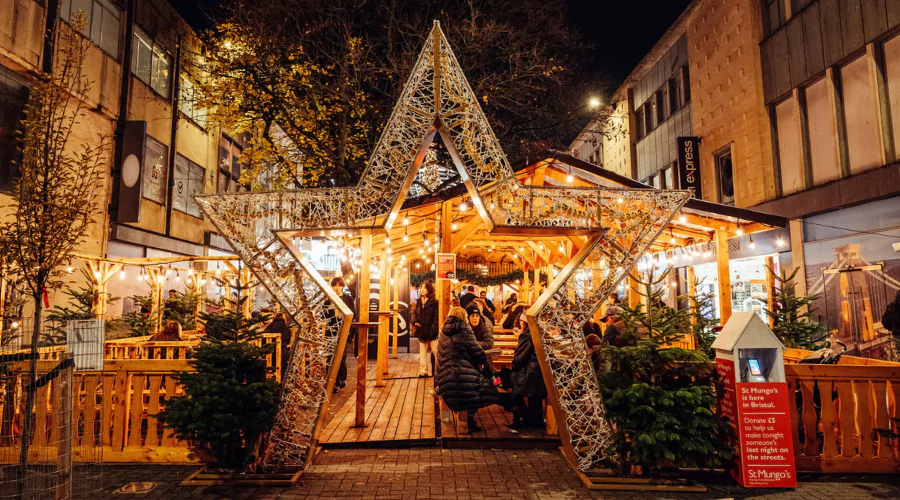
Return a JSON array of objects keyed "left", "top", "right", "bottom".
[
  {"left": 55, "top": 355, "right": 73, "bottom": 499},
  {"left": 356, "top": 234, "right": 372, "bottom": 427},
  {"left": 392, "top": 266, "right": 400, "bottom": 359},
  {"left": 438, "top": 201, "right": 452, "bottom": 322},
  {"left": 523, "top": 266, "right": 530, "bottom": 303},
  {"left": 241, "top": 266, "right": 252, "bottom": 319},
  {"left": 715, "top": 227, "right": 733, "bottom": 324},
  {"left": 145, "top": 267, "right": 165, "bottom": 333},
  {"left": 377, "top": 254, "right": 389, "bottom": 387},
  {"left": 765, "top": 256, "right": 777, "bottom": 329},
  {"left": 628, "top": 271, "right": 641, "bottom": 308},
  {"left": 789, "top": 219, "right": 809, "bottom": 316},
  {"left": 686, "top": 266, "right": 697, "bottom": 325}
]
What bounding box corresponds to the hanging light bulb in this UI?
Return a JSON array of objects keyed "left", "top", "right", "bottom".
[
  {"left": 175, "top": 271, "right": 181, "bottom": 282},
  {"left": 67, "top": 265, "right": 74, "bottom": 274},
  {"left": 736, "top": 226, "right": 743, "bottom": 236},
  {"left": 215, "top": 262, "right": 221, "bottom": 276},
  {"left": 459, "top": 202, "right": 468, "bottom": 211},
  {"left": 776, "top": 236, "right": 785, "bottom": 247},
  {"left": 452, "top": 222, "right": 458, "bottom": 231},
  {"left": 403, "top": 216, "right": 409, "bottom": 226},
  {"left": 384, "top": 236, "right": 391, "bottom": 245},
  {"left": 119, "top": 270, "right": 125, "bottom": 280},
  {"left": 490, "top": 202, "right": 496, "bottom": 210},
  {"left": 567, "top": 171, "right": 574, "bottom": 183},
  {"left": 519, "top": 246, "right": 524, "bottom": 252},
  {"left": 187, "top": 268, "right": 193, "bottom": 276},
  {"left": 669, "top": 229, "right": 676, "bottom": 244},
  {"left": 617, "top": 197, "right": 624, "bottom": 204},
  {"left": 679, "top": 213, "right": 687, "bottom": 224},
  {"left": 11, "top": 321, "right": 18, "bottom": 329},
  {"left": 748, "top": 235, "right": 756, "bottom": 250}
]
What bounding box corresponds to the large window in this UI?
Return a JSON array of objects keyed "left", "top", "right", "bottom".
[
  {"left": 0, "top": 66, "right": 29, "bottom": 191},
  {"left": 775, "top": 97, "right": 804, "bottom": 195},
  {"left": 174, "top": 155, "right": 204, "bottom": 218},
  {"left": 715, "top": 147, "right": 735, "bottom": 205},
  {"left": 805, "top": 78, "right": 840, "bottom": 185},
  {"left": 634, "top": 107, "right": 645, "bottom": 141},
  {"left": 60, "top": 0, "right": 120, "bottom": 58},
  {"left": 179, "top": 76, "right": 207, "bottom": 128},
  {"left": 668, "top": 74, "right": 683, "bottom": 113},
  {"left": 682, "top": 66, "right": 691, "bottom": 103},
  {"left": 142, "top": 135, "right": 168, "bottom": 204},
  {"left": 655, "top": 89, "right": 667, "bottom": 124},
  {"left": 884, "top": 34, "right": 900, "bottom": 157},
  {"left": 217, "top": 135, "right": 245, "bottom": 193},
  {"left": 132, "top": 28, "right": 171, "bottom": 98},
  {"left": 840, "top": 56, "right": 880, "bottom": 174}
]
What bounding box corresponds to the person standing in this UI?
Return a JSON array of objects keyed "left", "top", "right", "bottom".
[
  {"left": 459, "top": 285, "right": 477, "bottom": 309},
  {"left": 263, "top": 312, "right": 292, "bottom": 380},
  {"left": 327, "top": 277, "right": 355, "bottom": 391},
  {"left": 883, "top": 291, "right": 900, "bottom": 338},
  {"left": 414, "top": 280, "right": 440, "bottom": 377},
  {"left": 502, "top": 293, "right": 518, "bottom": 313},
  {"left": 480, "top": 290, "right": 496, "bottom": 319},
  {"left": 508, "top": 317, "right": 547, "bottom": 429},
  {"left": 436, "top": 307, "right": 501, "bottom": 432}
]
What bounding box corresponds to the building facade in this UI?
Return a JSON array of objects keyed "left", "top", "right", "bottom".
[
  {"left": 571, "top": 0, "right": 900, "bottom": 357},
  {"left": 0, "top": 0, "right": 238, "bottom": 318}
]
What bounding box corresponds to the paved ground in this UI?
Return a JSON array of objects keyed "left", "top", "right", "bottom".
[{"left": 102, "top": 447, "right": 900, "bottom": 499}]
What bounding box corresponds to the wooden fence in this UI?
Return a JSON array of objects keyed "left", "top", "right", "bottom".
[
  {"left": 785, "top": 361, "right": 900, "bottom": 473},
  {"left": 0, "top": 359, "right": 197, "bottom": 463}
]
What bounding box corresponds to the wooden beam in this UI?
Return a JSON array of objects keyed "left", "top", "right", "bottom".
[
  {"left": 438, "top": 201, "right": 452, "bottom": 323},
  {"left": 715, "top": 227, "right": 732, "bottom": 323},
  {"left": 451, "top": 213, "right": 484, "bottom": 253},
  {"left": 526, "top": 241, "right": 552, "bottom": 266},
  {"left": 377, "top": 252, "right": 389, "bottom": 387},
  {"left": 789, "top": 219, "right": 808, "bottom": 316}
]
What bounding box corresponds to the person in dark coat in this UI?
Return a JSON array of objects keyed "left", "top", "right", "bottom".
[
  {"left": 883, "top": 291, "right": 900, "bottom": 338},
  {"left": 502, "top": 303, "right": 527, "bottom": 330},
  {"left": 263, "top": 312, "right": 292, "bottom": 380},
  {"left": 501, "top": 293, "right": 518, "bottom": 313},
  {"left": 436, "top": 307, "right": 501, "bottom": 432},
  {"left": 326, "top": 276, "right": 356, "bottom": 391},
  {"left": 508, "top": 319, "right": 547, "bottom": 429},
  {"left": 459, "top": 285, "right": 477, "bottom": 309},
  {"left": 582, "top": 316, "right": 603, "bottom": 338},
  {"left": 466, "top": 303, "right": 494, "bottom": 350},
  {"left": 415, "top": 281, "right": 440, "bottom": 376}
]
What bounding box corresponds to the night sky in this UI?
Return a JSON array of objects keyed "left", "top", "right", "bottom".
[{"left": 172, "top": 0, "right": 692, "bottom": 84}]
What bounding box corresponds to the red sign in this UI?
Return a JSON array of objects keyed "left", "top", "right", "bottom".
[
  {"left": 715, "top": 359, "right": 741, "bottom": 474},
  {"left": 735, "top": 382, "right": 797, "bottom": 488},
  {"left": 435, "top": 253, "right": 456, "bottom": 280}
]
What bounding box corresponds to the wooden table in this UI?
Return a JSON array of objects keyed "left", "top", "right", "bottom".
[{"left": 351, "top": 321, "right": 381, "bottom": 427}]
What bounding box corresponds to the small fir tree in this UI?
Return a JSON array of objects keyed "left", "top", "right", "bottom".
[
  {"left": 765, "top": 267, "right": 826, "bottom": 350},
  {"left": 45, "top": 269, "right": 120, "bottom": 344},
  {"left": 158, "top": 292, "right": 279, "bottom": 468},
  {"left": 679, "top": 278, "right": 719, "bottom": 358},
  {"left": 124, "top": 293, "right": 157, "bottom": 337},
  {"left": 598, "top": 270, "right": 733, "bottom": 476},
  {"left": 163, "top": 289, "right": 202, "bottom": 330}
]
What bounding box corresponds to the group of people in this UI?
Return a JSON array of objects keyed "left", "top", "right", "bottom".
[{"left": 411, "top": 282, "right": 546, "bottom": 432}]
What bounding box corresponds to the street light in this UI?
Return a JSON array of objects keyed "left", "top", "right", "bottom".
[{"left": 588, "top": 97, "right": 601, "bottom": 108}]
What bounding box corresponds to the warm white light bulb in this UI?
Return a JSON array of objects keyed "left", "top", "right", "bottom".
[
  {"left": 617, "top": 197, "right": 624, "bottom": 204},
  {"left": 452, "top": 223, "right": 458, "bottom": 231},
  {"left": 119, "top": 271, "right": 125, "bottom": 280},
  {"left": 403, "top": 217, "right": 409, "bottom": 226},
  {"left": 776, "top": 237, "right": 785, "bottom": 247},
  {"left": 679, "top": 214, "right": 687, "bottom": 223},
  {"left": 736, "top": 227, "right": 743, "bottom": 236},
  {"left": 403, "top": 234, "right": 409, "bottom": 242},
  {"left": 567, "top": 174, "right": 574, "bottom": 183},
  {"left": 459, "top": 202, "right": 468, "bottom": 211}
]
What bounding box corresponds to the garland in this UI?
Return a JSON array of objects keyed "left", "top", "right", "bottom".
[{"left": 409, "top": 268, "right": 550, "bottom": 288}]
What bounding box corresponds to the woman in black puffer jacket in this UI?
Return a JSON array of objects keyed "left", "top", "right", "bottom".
[
  {"left": 436, "top": 307, "right": 501, "bottom": 432},
  {"left": 508, "top": 319, "right": 547, "bottom": 429}
]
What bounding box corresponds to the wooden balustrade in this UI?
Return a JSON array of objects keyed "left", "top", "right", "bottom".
[{"left": 785, "top": 362, "right": 900, "bottom": 473}]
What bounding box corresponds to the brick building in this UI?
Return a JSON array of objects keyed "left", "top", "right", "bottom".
[{"left": 571, "top": 0, "right": 900, "bottom": 357}]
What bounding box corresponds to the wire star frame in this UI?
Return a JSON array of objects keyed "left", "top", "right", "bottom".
[{"left": 196, "top": 21, "right": 690, "bottom": 472}]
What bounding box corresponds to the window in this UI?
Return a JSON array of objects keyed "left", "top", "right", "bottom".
[
  {"left": 682, "top": 66, "right": 691, "bottom": 103},
  {"left": 664, "top": 164, "right": 675, "bottom": 189},
  {"left": 644, "top": 102, "right": 656, "bottom": 131},
  {"left": 142, "top": 135, "right": 168, "bottom": 204},
  {"left": 715, "top": 147, "right": 735, "bottom": 205},
  {"left": 655, "top": 89, "right": 667, "bottom": 124},
  {"left": 884, "top": 34, "right": 900, "bottom": 160},
  {"left": 775, "top": 97, "right": 804, "bottom": 194},
  {"left": 840, "top": 56, "right": 880, "bottom": 174},
  {"left": 0, "top": 66, "right": 29, "bottom": 191},
  {"left": 179, "top": 76, "right": 207, "bottom": 128},
  {"left": 132, "top": 28, "right": 171, "bottom": 98},
  {"left": 217, "top": 135, "right": 245, "bottom": 193},
  {"left": 59, "top": 0, "right": 120, "bottom": 58},
  {"left": 634, "top": 107, "right": 645, "bottom": 140},
  {"left": 668, "top": 73, "right": 683, "bottom": 112},
  {"left": 805, "top": 78, "right": 840, "bottom": 185},
  {"left": 763, "top": 0, "right": 785, "bottom": 36},
  {"left": 174, "top": 155, "right": 205, "bottom": 217}
]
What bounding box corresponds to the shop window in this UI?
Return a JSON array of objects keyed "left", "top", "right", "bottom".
[
  {"left": 805, "top": 78, "right": 840, "bottom": 185},
  {"left": 142, "top": 135, "right": 168, "bottom": 204},
  {"left": 179, "top": 76, "right": 207, "bottom": 128},
  {"left": 775, "top": 97, "right": 804, "bottom": 195},
  {"left": 132, "top": 27, "right": 171, "bottom": 99},
  {"left": 218, "top": 135, "right": 245, "bottom": 193},
  {"left": 0, "top": 66, "right": 28, "bottom": 191},
  {"left": 840, "top": 56, "right": 881, "bottom": 174},
  {"left": 173, "top": 155, "right": 204, "bottom": 218},
  {"left": 60, "top": 0, "right": 120, "bottom": 58},
  {"left": 883, "top": 34, "right": 900, "bottom": 158},
  {"left": 715, "top": 147, "right": 735, "bottom": 205}
]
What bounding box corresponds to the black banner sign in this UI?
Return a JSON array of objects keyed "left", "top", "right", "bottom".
[{"left": 676, "top": 137, "right": 702, "bottom": 199}]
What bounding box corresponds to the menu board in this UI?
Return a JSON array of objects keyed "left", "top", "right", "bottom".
[
  {"left": 435, "top": 253, "right": 456, "bottom": 280},
  {"left": 735, "top": 382, "right": 797, "bottom": 488}
]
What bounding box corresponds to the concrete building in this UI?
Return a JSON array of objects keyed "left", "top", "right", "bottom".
[
  {"left": 571, "top": 0, "right": 900, "bottom": 357},
  {"left": 0, "top": 0, "right": 236, "bottom": 318}
]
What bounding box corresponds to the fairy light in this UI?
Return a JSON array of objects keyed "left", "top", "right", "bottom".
[
  {"left": 119, "top": 270, "right": 125, "bottom": 280},
  {"left": 748, "top": 235, "right": 756, "bottom": 250},
  {"left": 452, "top": 222, "right": 458, "bottom": 231},
  {"left": 459, "top": 202, "right": 468, "bottom": 211},
  {"left": 679, "top": 213, "right": 687, "bottom": 224},
  {"left": 403, "top": 216, "right": 409, "bottom": 226},
  {"left": 775, "top": 236, "right": 785, "bottom": 247}
]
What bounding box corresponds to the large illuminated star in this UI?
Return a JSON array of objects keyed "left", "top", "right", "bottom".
[{"left": 196, "top": 22, "right": 689, "bottom": 472}]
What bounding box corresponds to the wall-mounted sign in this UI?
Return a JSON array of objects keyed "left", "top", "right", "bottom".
[
  {"left": 676, "top": 137, "right": 702, "bottom": 199},
  {"left": 436, "top": 253, "right": 456, "bottom": 280}
]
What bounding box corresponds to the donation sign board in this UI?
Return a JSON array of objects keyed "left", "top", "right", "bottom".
[
  {"left": 435, "top": 253, "right": 456, "bottom": 280},
  {"left": 734, "top": 382, "right": 796, "bottom": 488}
]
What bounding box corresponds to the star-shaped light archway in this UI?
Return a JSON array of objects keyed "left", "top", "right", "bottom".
[{"left": 196, "top": 22, "right": 689, "bottom": 472}]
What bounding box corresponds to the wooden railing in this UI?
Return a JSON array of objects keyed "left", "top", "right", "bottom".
[
  {"left": 0, "top": 359, "right": 197, "bottom": 463},
  {"left": 785, "top": 359, "right": 900, "bottom": 473}
]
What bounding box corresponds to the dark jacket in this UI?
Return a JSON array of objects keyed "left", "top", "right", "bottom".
[
  {"left": 415, "top": 296, "right": 440, "bottom": 342},
  {"left": 466, "top": 305, "right": 494, "bottom": 350},
  {"left": 583, "top": 319, "right": 603, "bottom": 338},
  {"left": 502, "top": 304, "right": 526, "bottom": 330},
  {"left": 510, "top": 325, "right": 546, "bottom": 398},
  {"left": 324, "top": 291, "right": 355, "bottom": 334},
  {"left": 263, "top": 318, "right": 292, "bottom": 348},
  {"left": 436, "top": 316, "right": 501, "bottom": 412},
  {"left": 884, "top": 303, "right": 900, "bottom": 337},
  {"left": 459, "top": 292, "right": 476, "bottom": 309},
  {"left": 483, "top": 298, "right": 496, "bottom": 315}
]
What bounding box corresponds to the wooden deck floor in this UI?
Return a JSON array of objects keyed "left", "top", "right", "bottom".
[{"left": 318, "top": 351, "right": 560, "bottom": 448}]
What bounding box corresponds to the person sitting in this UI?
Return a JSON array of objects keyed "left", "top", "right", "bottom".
[
  {"left": 436, "top": 307, "right": 501, "bottom": 432},
  {"left": 501, "top": 302, "right": 527, "bottom": 330},
  {"left": 501, "top": 293, "right": 518, "bottom": 313},
  {"left": 473, "top": 298, "right": 494, "bottom": 326},
  {"left": 507, "top": 316, "right": 546, "bottom": 429},
  {"left": 601, "top": 294, "right": 628, "bottom": 348},
  {"left": 459, "top": 285, "right": 477, "bottom": 309},
  {"left": 149, "top": 320, "right": 183, "bottom": 342},
  {"left": 466, "top": 303, "right": 494, "bottom": 351},
  {"left": 480, "top": 290, "right": 496, "bottom": 318},
  {"left": 582, "top": 315, "right": 603, "bottom": 338},
  {"left": 584, "top": 333, "right": 605, "bottom": 375}
]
